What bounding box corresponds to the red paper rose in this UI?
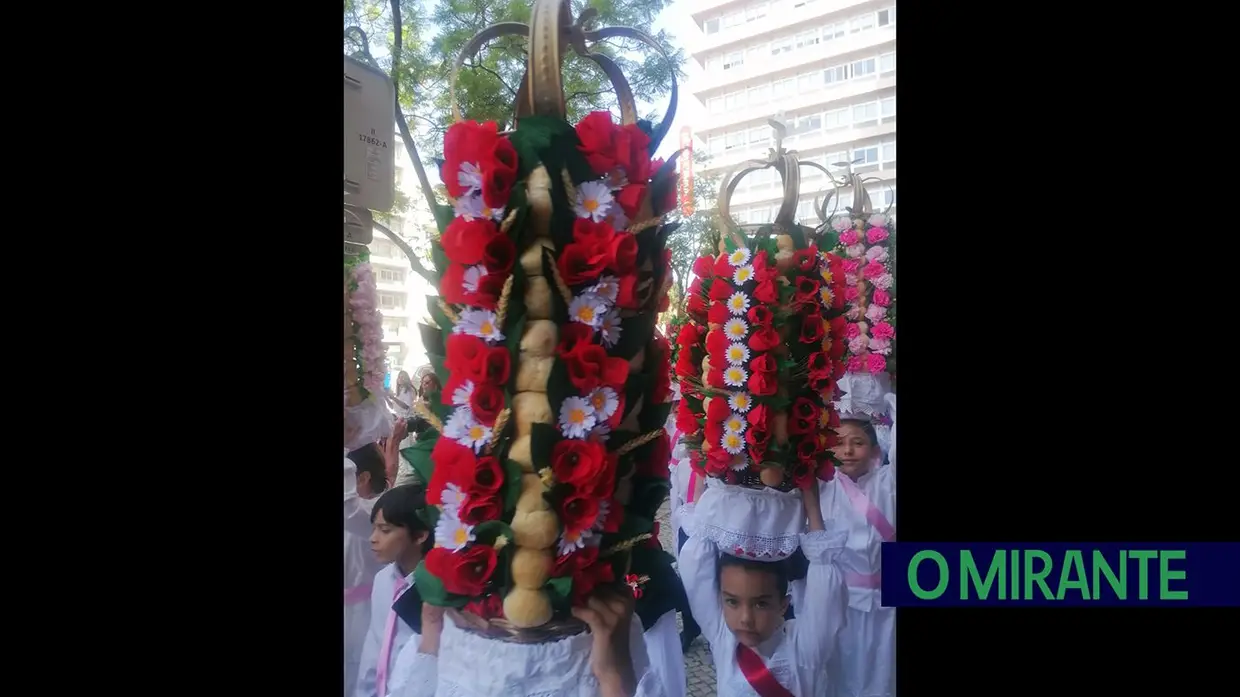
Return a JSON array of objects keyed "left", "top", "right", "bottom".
[
  {"left": 558, "top": 491, "right": 601, "bottom": 537},
  {"left": 748, "top": 370, "right": 778, "bottom": 396},
  {"left": 637, "top": 432, "right": 672, "bottom": 479},
  {"left": 440, "top": 217, "right": 500, "bottom": 266},
  {"left": 483, "top": 235, "right": 516, "bottom": 274},
  {"left": 799, "top": 314, "right": 825, "bottom": 344},
  {"left": 551, "top": 439, "right": 615, "bottom": 498},
  {"left": 425, "top": 545, "right": 497, "bottom": 597},
  {"left": 563, "top": 343, "right": 629, "bottom": 393},
  {"left": 463, "top": 593, "right": 505, "bottom": 620},
  {"left": 692, "top": 256, "right": 714, "bottom": 278},
  {"left": 442, "top": 120, "right": 517, "bottom": 208},
  {"left": 469, "top": 382, "right": 505, "bottom": 426},
  {"left": 427, "top": 438, "right": 475, "bottom": 504},
  {"left": 747, "top": 305, "right": 773, "bottom": 327},
  {"left": 465, "top": 455, "right": 505, "bottom": 496},
  {"left": 753, "top": 279, "right": 779, "bottom": 304},
  {"left": 558, "top": 240, "right": 613, "bottom": 286},
  {"left": 675, "top": 400, "right": 701, "bottom": 435},
  {"left": 574, "top": 111, "right": 652, "bottom": 182},
  {"left": 459, "top": 492, "right": 503, "bottom": 525}
]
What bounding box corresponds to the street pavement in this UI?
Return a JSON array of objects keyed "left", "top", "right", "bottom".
[{"left": 655, "top": 500, "right": 717, "bottom": 697}]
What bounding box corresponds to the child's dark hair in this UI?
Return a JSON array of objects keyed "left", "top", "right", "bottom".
[
  {"left": 840, "top": 418, "right": 879, "bottom": 447},
  {"left": 348, "top": 443, "right": 389, "bottom": 495},
  {"left": 371, "top": 483, "right": 434, "bottom": 554},
  {"left": 715, "top": 548, "right": 809, "bottom": 598}
]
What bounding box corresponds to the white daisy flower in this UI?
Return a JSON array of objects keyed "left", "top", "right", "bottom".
[
  {"left": 589, "top": 275, "right": 620, "bottom": 303},
  {"left": 461, "top": 264, "right": 488, "bottom": 294},
  {"left": 731, "top": 457, "right": 750, "bottom": 471},
  {"left": 721, "top": 430, "right": 746, "bottom": 455},
  {"left": 819, "top": 287, "right": 834, "bottom": 306},
  {"left": 574, "top": 180, "right": 615, "bottom": 222},
  {"left": 599, "top": 310, "right": 622, "bottom": 349},
  {"left": 451, "top": 380, "right": 475, "bottom": 407},
  {"left": 732, "top": 264, "right": 755, "bottom": 285},
  {"left": 558, "top": 396, "right": 597, "bottom": 439},
  {"left": 441, "top": 483, "right": 467, "bottom": 509},
  {"left": 726, "top": 292, "right": 750, "bottom": 315},
  {"left": 444, "top": 409, "right": 491, "bottom": 452},
  {"left": 457, "top": 162, "right": 482, "bottom": 194},
  {"left": 725, "top": 343, "right": 750, "bottom": 366},
  {"left": 727, "top": 248, "right": 751, "bottom": 266},
  {"left": 587, "top": 386, "right": 620, "bottom": 421},
  {"left": 455, "top": 308, "right": 505, "bottom": 343},
  {"left": 722, "top": 365, "right": 748, "bottom": 388},
  {"left": 435, "top": 512, "right": 476, "bottom": 551},
  {"left": 452, "top": 191, "right": 505, "bottom": 222},
  {"left": 724, "top": 413, "right": 747, "bottom": 435},
  {"left": 723, "top": 318, "right": 749, "bottom": 341},
  {"left": 557, "top": 527, "right": 593, "bottom": 557},
  {"left": 569, "top": 294, "right": 607, "bottom": 328},
  {"left": 604, "top": 167, "right": 629, "bottom": 191},
  {"left": 819, "top": 266, "right": 834, "bottom": 283},
  {"left": 728, "top": 392, "right": 753, "bottom": 413}
]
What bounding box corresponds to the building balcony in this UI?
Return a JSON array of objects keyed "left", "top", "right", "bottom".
[
  {"left": 724, "top": 165, "right": 896, "bottom": 210},
  {"left": 687, "top": 0, "right": 882, "bottom": 56},
  {"left": 701, "top": 117, "right": 896, "bottom": 176},
  {"left": 699, "top": 73, "right": 895, "bottom": 139},
  {"left": 692, "top": 26, "right": 895, "bottom": 98}
]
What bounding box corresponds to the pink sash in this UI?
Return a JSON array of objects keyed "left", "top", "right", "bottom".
[
  {"left": 837, "top": 473, "right": 896, "bottom": 542},
  {"left": 844, "top": 571, "right": 881, "bottom": 589},
  {"left": 343, "top": 583, "right": 372, "bottom": 605}
]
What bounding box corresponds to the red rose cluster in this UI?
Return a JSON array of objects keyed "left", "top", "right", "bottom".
[
  {"left": 676, "top": 237, "right": 850, "bottom": 490},
  {"left": 422, "top": 119, "right": 521, "bottom": 616}
]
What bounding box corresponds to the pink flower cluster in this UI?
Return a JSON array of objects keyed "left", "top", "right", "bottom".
[
  {"left": 834, "top": 213, "right": 895, "bottom": 374},
  {"left": 347, "top": 262, "right": 387, "bottom": 397}
]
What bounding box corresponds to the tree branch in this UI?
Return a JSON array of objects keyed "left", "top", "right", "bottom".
[
  {"left": 466, "top": 59, "right": 517, "bottom": 96},
  {"left": 389, "top": 0, "right": 442, "bottom": 222},
  {"left": 375, "top": 220, "right": 437, "bottom": 284}
]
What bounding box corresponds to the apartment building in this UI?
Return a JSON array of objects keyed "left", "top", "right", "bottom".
[{"left": 686, "top": 0, "right": 896, "bottom": 225}]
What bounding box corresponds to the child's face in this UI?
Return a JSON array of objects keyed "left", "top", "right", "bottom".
[
  {"left": 832, "top": 422, "right": 876, "bottom": 479},
  {"left": 719, "top": 565, "right": 789, "bottom": 647},
  {"left": 370, "top": 509, "right": 418, "bottom": 565}
]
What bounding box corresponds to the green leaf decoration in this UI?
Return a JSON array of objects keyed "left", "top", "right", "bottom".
[
  {"left": 427, "top": 295, "right": 452, "bottom": 333},
  {"left": 414, "top": 559, "right": 470, "bottom": 609},
  {"left": 502, "top": 459, "right": 523, "bottom": 514},
  {"left": 613, "top": 313, "right": 655, "bottom": 361},
  {"left": 420, "top": 322, "right": 446, "bottom": 359},
  {"left": 402, "top": 433, "right": 439, "bottom": 486},
  {"left": 545, "top": 357, "right": 572, "bottom": 419},
  {"left": 530, "top": 423, "right": 562, "bottom": 470},
  {"left": 433, "top": 203, "right": 457, "bottom": 236},
  {"left": 629, "top": 476, "right": 672, "bottom": 522},
  {"left": 546, "top": 575, "right": 573, "bottom": 602},
  {"left": 431, "top": 241, "right": 449, "bottom": 282}
]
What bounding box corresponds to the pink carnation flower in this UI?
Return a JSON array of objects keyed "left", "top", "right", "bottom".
[
  {"left": 848, "top": 335, "right": 869, "bottom": 354},
  {"left": 867, "top": 214, "right": 887, "bottom": 228},
  {"left": 847, "top": 356, "right": 865, "bottom": 372},
  {"left": 845, "top": 322, "right": 862, "bottom": 339},
  {"left": 862, "top": 261, "right": 886, "bottom": 280},
  {"left": 839, "top": 230, "right": 860, "bottom": 246},
  {"left": 842, "top": 259, "right": 862, "bottom": 275},
  {"left": 866, "top": 227, "right": 889, "bottom": 244},
  {"left": 868, "top": 337, "right": 891, "bottom": 355},
  {"left": 873, "top": 273, "right": 894, "bottom": 290},
  {"left": 866, "top": 353, "right": 887, "bottom": 373},
  {"left": 832, "top": 217, "right": 853, "bottom": 233},
  {"left": 864, "top": 246, "right": 889, "bottom": 263},
  {"left": 872, "top": 289, "right": 891, "bottom": 307},
  {"left": 846, "top": 244, "right": 866, "bottom": 259},
  {"left": 864, "top": 304, "right": 886, "bottom": 323},
  {"left": 845, "top": 273, "right": 859, "bottom": 286},
  {"left": 872, "top": 322, "right": 895, "bottom": 340},
  {"left": 844, "top": 286, "right": 860, "bottom": 303}
]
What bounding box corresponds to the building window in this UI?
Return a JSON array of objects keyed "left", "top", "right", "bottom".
[
  {"left": 795, "top": 31, "right": 819, "bottom": 50},
  {"left": 724, "top": 51, "right": 743, "bottom": 70},
  {"left": 823, "top": 21, "right": 845, "bottom": 42},
  {"left": 789, "top": 113, "right": 822, "bottom": 135},
  {"left": 770, "top": 38, "right": 793, "bottom": 56},
  {"left": 709, "top": 136, "right": 725, "bottom": 155},
  {"left": 797, "top": 199, "right": 814, "bottom": 219},
  {"left": 852, "top": 102, "right": 879, "bottom": 122},
  {"left": 723, "top": 12, "right": 744, "bottom": 29},
  {"left": 881, "top": 141, "right": 896, "bottom": 163},
  {"left": 879, "top": 52, "right": 896, "bottom": 74},
  {"left": 748, "top": 127, "right": 771, "bottom": 148},
  {"left": 823, "top": 65, "right": 847, "bottom": 86},
  {"left": 853, "top": 146, "right": 879, "bottom": 165},
  {"left": 703, "top": 17, "right": 720, "bottom": 34},
  {"left": 851, "top": 13, "right": 876, "bottom": 33},
  {"left": 747, "top": 84, "right": 770, "bottom": 106},
  {"left": 825, "top": 150, "right": 849, "bottom": 168},
  {"left": 708, "top": 96, "right": 724, "bottom": 114},
  {"left": 378, "top": 268, "right": 405, "bottom": 283},
  {"left": 379, "top": 293, "right": 403, "bottom": 310},
  {"left": 797, "top": 72, "right": 818, "bottom": 93},
  {"left": 746, "top": 45, "right": 766, "bottom": 66},
  {"left": 878, "top": 8, "right": 892, "bottom": 26},
  {"left": 725, "top": 131, "right": 746, "bottom": 150},
  {"left": 746, "top": 3, "right": 768, "bottom": 22},
  {"left": 772, "top": 78, "right": 795, "bottom": 99},
  {"left": 824, "top": 108, "right": 849, "bottom": 129},
  {"left": 880, "top": 97, "right": 896, "bottom": 117},
  {"left": 852, "top": 58, "right": 876, "bottom": 78},
  {"left": 725, "top": 91, "right": 743, "bottom": 110}
]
